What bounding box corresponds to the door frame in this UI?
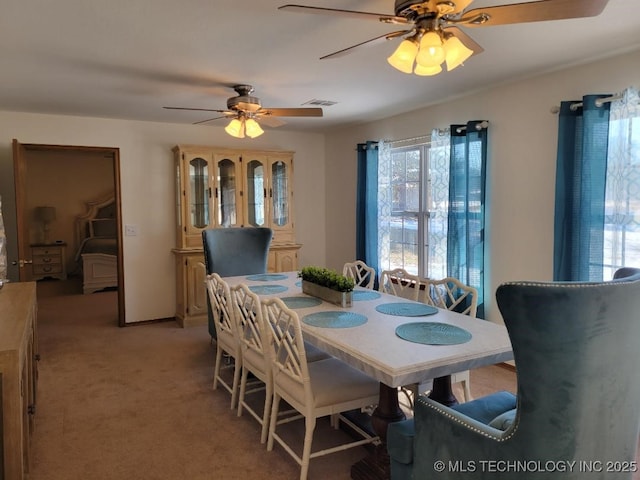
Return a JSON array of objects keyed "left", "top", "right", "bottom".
[{"left": 12, "top": 139, "right": 125, "bottom": 326}]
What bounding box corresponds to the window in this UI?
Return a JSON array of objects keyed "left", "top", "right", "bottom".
[{"left": 379, "top": 136, "right": 449, "bottom": 279}]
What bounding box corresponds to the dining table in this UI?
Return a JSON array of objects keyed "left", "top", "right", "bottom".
[{"left": 222, "top": 271, "right": 514, "bottom": 480}]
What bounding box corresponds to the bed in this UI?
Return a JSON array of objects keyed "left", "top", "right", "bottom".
[{"left": 74, "top": 195, "right": 118, "bottom": 294}]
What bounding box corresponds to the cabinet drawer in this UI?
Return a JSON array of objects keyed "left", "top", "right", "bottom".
[
  {"left": 32, "top": 246, "right": 62, "bottom": 256},
  {"left": 33, "top": 263, "right": 63, "bottom": 275},
  {"left": 33, "top": 254, "right": 62, "bottom": 265}
]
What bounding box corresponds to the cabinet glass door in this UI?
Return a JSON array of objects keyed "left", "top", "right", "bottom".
[
  {"left": 246, "top": 159, "right": 265, "bottom": 227},
  {"left": 189, "top": 157, "right": 210, "bottom": 229},
  {"left": 271, "top": 160, "right": 289, "bottom": 226},
  {"left": 217, "top": 157, "right": 238, "bottom": 227}
]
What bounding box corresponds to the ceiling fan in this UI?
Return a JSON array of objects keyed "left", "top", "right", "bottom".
[
  {"left": 163, "top": 84, "right": 323, "bottom": 138},
  {"left": 279, "top": 0, "right": 610, "bottom": 76}
]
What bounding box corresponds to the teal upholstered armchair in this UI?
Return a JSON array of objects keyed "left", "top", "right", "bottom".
[
  {"left": 388, "top": 269, "right": 640, "bottom": 479},
  {"left": 202, "top": 227, "right": 272, "bottom": 339}
]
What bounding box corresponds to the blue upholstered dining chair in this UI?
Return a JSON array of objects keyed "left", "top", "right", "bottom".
[
  {"left": 387, "top": 269, "right": 640, "bottom": 480},
  {"left": 202, "top": 227, "right": 273, "bottom": 340}
]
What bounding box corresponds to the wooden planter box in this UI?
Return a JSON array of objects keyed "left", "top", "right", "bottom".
[{"left": 302, "top": 280, "right": 353, "bottom": 308}]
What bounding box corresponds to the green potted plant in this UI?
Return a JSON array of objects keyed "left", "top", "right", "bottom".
[{"left": 299, "top": 266, "right": 355, "bottom": 307}]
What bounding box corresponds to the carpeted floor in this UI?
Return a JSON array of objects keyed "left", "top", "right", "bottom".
[{"left": 28, "top": 279, "right": 521, "bottom": 480}]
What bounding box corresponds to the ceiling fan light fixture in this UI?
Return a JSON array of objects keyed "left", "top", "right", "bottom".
[
  {"left": 244, "top": 118, "right": 264, "bottom": 138},
  {"left": 225, "top": 118, "right": 245, "bottom": 138},
  {"left": 387, "top": 38, "right": 419, "bottom": 74},
  {"left": 416, "top": 31, "right": 445, "bottom": 68},
  {"left": 414, "top": 63, "right": 442, "bottom": 76},
  {"left": 444, "top": 35, "right": 474, "bottom": 71}
]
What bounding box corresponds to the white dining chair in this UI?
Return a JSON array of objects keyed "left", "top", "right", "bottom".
[
  {"left": 342, "top": 260, "right": 376, "bottom": 290},
  {"left": 417, "top": 276, "right": 479, "bottom": 402},
  {"left": 206, "top": 273, "right": 243, "bottom": 410},
  {"left": 262, "top": 297, "right": 380, "bottom": 480},
  {"left": 231, "top": 283, "right": 331, "bottom": 444},
  {"left": 230, "top": 283, "right": 275, "bottom": 443},
  {"left": 379, "top": 268, "right": 421, "bottom": 301}
]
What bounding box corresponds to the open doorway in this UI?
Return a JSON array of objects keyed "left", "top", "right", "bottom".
[{"left": 12, "top": 140, "right": 125, "bottom": 326}]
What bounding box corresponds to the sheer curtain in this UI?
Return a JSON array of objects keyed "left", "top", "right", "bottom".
[
  {"left": 428, "top": 128, "right": 451, "bottom": 280},
  {"left": 447, "top": 121, "right": 488, "bottom": 318},
  {"left": 377, "top": 140, "right": 392, "bottom": 273},
  {"left": 553, "top": 94, "right": 612, "bottom": 281},
  {"left": 603, "top": 87, "right": 640, "bottom": 279}
]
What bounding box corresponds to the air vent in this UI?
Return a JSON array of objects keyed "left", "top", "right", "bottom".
[{"left": 302, "top": 99, "right": 337, "bottom": 107}]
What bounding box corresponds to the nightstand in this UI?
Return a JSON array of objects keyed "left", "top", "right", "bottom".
[{"left": 31, "top": 243, "right": 67, "bottom": 280}]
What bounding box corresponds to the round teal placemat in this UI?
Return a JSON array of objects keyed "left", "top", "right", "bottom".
[
  {"left": 353, "top": 290, "right": 382, "bottom": 301},
  {"left": 281, "top": 296, "right": 322, "bottom": 309},
  {"left": 295, "top": 280, "right": 302, "bottom": 287},
  {"left": 376, "top": 302, "right": 438, "bottom": 317},
  {"left": 246, "top": 273, "right": 288, "bottom": 281},
  {"left": 395, "top": 322, "right": 472, "bottom": 345},
  {"left": 248, "top": 284, "right": 288, "bottom": 295},
  {"left": 303, "top": 311, "right": 368, "bottom": 328}
]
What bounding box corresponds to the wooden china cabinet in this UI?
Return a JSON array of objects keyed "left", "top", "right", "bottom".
[{"left": 171, "top": 145, "right": 301, "bottom": 327}]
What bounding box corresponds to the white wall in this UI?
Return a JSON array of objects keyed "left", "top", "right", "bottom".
[
  {"left": 0, "top": 115, "right": 326, "bottom": 323},
  {"left": 324, "top": 48, "right": 640, "bottom": 324},
  {"left": 1, "top": 48, "right": 638, "bottom": 325}
]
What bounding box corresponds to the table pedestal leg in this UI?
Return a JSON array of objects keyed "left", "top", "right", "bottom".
[
  {"left": 351, "top": 383, "right": 405, "bottom": 480},
  {"left": 427, "top": 375, "right": 459, "bottom": 406}
]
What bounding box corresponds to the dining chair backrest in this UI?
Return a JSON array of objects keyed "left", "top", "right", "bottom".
[
  {"left": 379, "top": 268, "right": 420, "bottom": 301},
  {"left": 231, "top": 283, "right": 268, "bottom": 367},
  {"left": 202, "top": 227, "right": 272, "bottom": 277},
  {"left": 205, "top": 273, "right": 237, "bottom": 343},
  {"left": 261, "top": 297, "right": 311, "bottom": 412},
  {"left": 418, "top": 276, "right": 478, "bottom": 317},
  {"left": 206, "top": 272, "right": 243, "bottom": 409},
  {"left": 613, "top": 266, "right": 640, "bottom": 280},
  {"left": 343, "top": 260, "right": 376, "bottom": 290},
  {"left": 202, "top": 227, "right": 272, "bottom": 340}
]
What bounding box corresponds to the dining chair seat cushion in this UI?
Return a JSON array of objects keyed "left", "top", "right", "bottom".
[
  {"left": 274, "top": 357, "right": 379, "bottom": 409},
  {"left": 488, "top": 408, "right": 517, "bottom": 431},
  {"left": 387, "top": 390, "right": 516, "bottom": 468},
  {"left": 387, "top": 418, "right": 415, "bottom": 465},
  {"left": 243, "top": 341, "right": 329, "bottom": 378},
  {"left": 449, "top": 390, "right": 516, "bottom": 424}
]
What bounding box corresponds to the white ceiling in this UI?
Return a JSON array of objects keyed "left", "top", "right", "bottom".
[{"left": 1, "top": 0, "right": 639, "bottom": 132}]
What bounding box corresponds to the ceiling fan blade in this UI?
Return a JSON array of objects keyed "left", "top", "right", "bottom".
[
  {"left": 320, "top": 30, "right": 412, "bottom": 60},
  {"left": 445, "top": 26, "right": 484, "bottom": 55},
  {"left": 259, "top": 107, "right": 323, "bottom": 117},
  {"left": 278, "top": 4, "right": 408, "bottom": 24},
  {"left": 460, "top": 0, "right": 609, "bottom": 27},
  {"left": 193, "top": 115, "right": 231, "bottom": 125},
  {"left": 163, "top": 106, "right": 229, "bottom": 113},
  {"left": 257, "top": 116, "right": 286, "bottom": 128}
]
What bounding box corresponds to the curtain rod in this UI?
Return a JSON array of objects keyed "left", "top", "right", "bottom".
[
  {"left": 550, "top": 93, "right": 623, "bottom": 114},
  {"left": 383, "top": 120, "right": 489, "bottom": 143},
  {"left": 384, "top": 134, "right": 432, "bottom": 145},
  {"left": 455, "top": 120, "right": 489, "bottom": 133}
]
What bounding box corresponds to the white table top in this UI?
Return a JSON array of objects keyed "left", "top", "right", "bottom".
[{"left": 222, "top": 272, "right": 513, "bottom": 388}]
